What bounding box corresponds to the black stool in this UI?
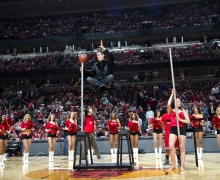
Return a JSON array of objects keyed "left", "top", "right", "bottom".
[
  {"left": 73, "top": 130, "right": 135, "bottom": 171},
  {"left": 117, "top": 130, "right": 134, "bottom": 166},
  {"left": 73, "top": 132, "right": 93, "bottom": 167}
]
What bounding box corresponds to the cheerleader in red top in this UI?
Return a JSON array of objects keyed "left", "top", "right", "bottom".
[
  {"left": 190, "top": 106, "right": 204, "bottom": 159},
  {"left": 0, "top": 115, "right": 11, "bottom": 166},
  {"left": 150, "top": 110, "right": 163, "bottom": 159},
  {"left": 45, "top": 114, "right": 58, "bottom": 162},
  {"left": 64, "top": 112, "right": 77, "bottom": 161},
  {"left": 21, "top": 114, "right": 35, "bottom": 164},
  {"left": 161, "top": 112, "right": 179, "bottom": 165},
  {"left": 107, "top": 113, "right": 121, "bottom": 158},
  {"left": 212, "top": 106, "right": 220, "bottom": 148},
  {"left": 128, "top": 113, "right": 141, "bottom": 159},
  {"left": 167, "top": 88, "right": 190, "bottom": 171}
]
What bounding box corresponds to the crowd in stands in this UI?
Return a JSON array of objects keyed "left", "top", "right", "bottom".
[
  {"left": 209, "top": 0, "right": 220, "bottom": 15},
  {"left": 92, "top": 10, "right": 143, "bottom": 34},
  {"left": 0, "top": 1, "right": 219, "bottom": 41},
  {"left": 30, "top": 15, "right": 89, "bottom": 39},
  {"left": 0, "top": 43, "right": 219, "bottom": 73},
  {"left": 155, "top": 44, "right": 219, "bottom": 62},
  {"left": 153, "top": 3, "right": 207, "bottom": 30},
  {"left": 1, "top": 79, "right": 220, "bottom": 142},
  {"left": 0, "top": 55, "right": 61, "bottom": 72}
]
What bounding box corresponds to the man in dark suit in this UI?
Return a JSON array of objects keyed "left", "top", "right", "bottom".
[{"left": 80, "top": 40, "right": 114, "bottom": 91}]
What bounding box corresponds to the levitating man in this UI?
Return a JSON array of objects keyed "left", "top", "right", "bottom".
[{"left": 80, "top": 40, "right": 114, "bottom": 91}]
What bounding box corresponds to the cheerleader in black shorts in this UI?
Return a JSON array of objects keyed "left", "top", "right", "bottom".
[
  {"left": 107, "top": 113, "right": 121, "bottom": 158},
  {"left": 167, "top": 88, "right": 190, "bottom": 171},
  {"left": 21, "top": 114, "right": 35, "bottom": 164},
  {"left": 212, "top": 106, "right": 220, "bottom": 149},
  {"left": 190, "top": 106, "right": 204, "bottom": 159},
  {"left": 150, "top": 110, "right": 163, "bottom": 159},
  {"left": 45, "top": 114, "right": 58, "bottom": 162},
  {"left": 0, "top": 115, "right": 11, "bottom": 166},
  {"left": 128, "top": 113, "right": 141, "bottom": 159},
  {"left": 64, "top": 112, "right": 77, "bottom": 161}
]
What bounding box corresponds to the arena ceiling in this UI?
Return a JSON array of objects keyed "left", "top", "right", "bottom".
[{"left": 0, "top": 0, "right": 200, "bottom": 18}]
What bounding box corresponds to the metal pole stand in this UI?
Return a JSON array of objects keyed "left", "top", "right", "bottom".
[{"left": 193, "top": 131, "right": 198, "bottom": 167}]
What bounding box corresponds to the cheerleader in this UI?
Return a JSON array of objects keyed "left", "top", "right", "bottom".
[
  {"left": 167, "top": 89, "right": 190, "bottom": 171},
  {"left": 45, "top": 114, "right": 58, "bottom": 162},
  {"left": 190, "top": 106, "right": 204, "bottom": 159},
  {"left": 128, "top": 113, "right": 141, "bottom": 159},
  {"left": 151, "top": 110, "right": 163, "bottom": 159},
  {"left": 21, "top": 114, "right": 35, "bottom": 164},
  {"left": 0, "top": 115, "right": 11, "bottom": 166},
  {"left": 65, "top": 112, "right": 77, "bottom": 161},
  {"left": 107, "top": 113, "right": 121, "bottom": 158},
  {"left": 212, "top": 106, "right": 220, "bottom": 149}
]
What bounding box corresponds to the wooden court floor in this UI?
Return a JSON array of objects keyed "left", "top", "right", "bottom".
[{"left": 0, "top": 153, "right": 220, "bottom": 180}]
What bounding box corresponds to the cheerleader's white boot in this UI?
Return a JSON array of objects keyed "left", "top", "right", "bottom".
[
  {"left": 135, "top": 148, "right": 138, "bottom": 159},
  {"left": 197, "top": 148, "right": 201, "bottom": 160},
  {"left": 68, "top": 151, "right": 72, "bottom": 161},
  {"left": 200, "top": 148, "right": 203, "bottom": 159},
  {"left": 114, "top": 148, "right": 118, "bottom": 158},
  {"left": 71, "top": 151, "right": 74, "bottom": 161},
  {"left": 159, "top": 148, "right": 162, "bottom": 159},
  {"left": 0, "top": 155, "right": 4, "bottom": 166},
  {"left": 110, "top": 149, "right": 114, "bottom": 159},
  {"left": 51, "top": 151, "right": 54, "bottom": 162},
  {"left": 23, "top": 153, "right": 26, "bottom": 164},
  {"left": 133, "top": 148, "right": 136, "bottom": 159},
  {"left": 154, "top": 148, "right": 158, "bottom": 159},
  {"left": 26, "top": 153, "right": 29, "bottom": 164}
]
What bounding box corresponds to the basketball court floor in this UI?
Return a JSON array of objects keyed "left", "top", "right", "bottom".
[{"left": 0, "top": 153, "right": 219, "bottom": 180}]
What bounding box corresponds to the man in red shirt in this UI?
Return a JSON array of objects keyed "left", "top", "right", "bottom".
[
  {"left": 81, "top": 106, "right": 105, "bottom": 163},
  {"left": 28, "top": 100, "right": 35, "bottom": 112},
  {"left": 161, "top": 112, "right": 180, "bottom": 165},
  {"left": 37, "top": 111, "right": 44, "bottom": 125}
]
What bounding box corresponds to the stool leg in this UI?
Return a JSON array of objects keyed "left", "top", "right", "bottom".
[
  {"left": 120, "top": 135, "right": 123, "bottom": 164},
  {"left": 73, "top": 137, "right": 78, "bottom": 167},
  {"left": 127, "top": 135, "right": 134, "bottom": 164},
  {"left": 79, "top": 141, "right": 82, "bottom": 165},
  {"left": 129, "top": 135, "right": 134, "bottom": 163},
  {"left": 84, "top": 137, "right": 88, "bottom": 166},
  {"left": 117, "top": 134, "right": 120, "bottom": 165},
  {"left": 127, "top": 135, "right": 131, "bottom": 164}
]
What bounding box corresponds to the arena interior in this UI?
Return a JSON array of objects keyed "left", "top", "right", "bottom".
[{"left": 0, "top": 0, "right": 220, "bottom": 179}]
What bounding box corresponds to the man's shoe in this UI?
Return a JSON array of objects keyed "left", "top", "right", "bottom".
[
  {"left": 81, "top": 160, "right": 86, "bottom": 164},
  {"left": 92, "top": 86, "right": 99, "bottom": 91},
  {"left": 98, "top": 155, "right": 106, "bottom": 161},
  {"left": 177, "top": 159, "right": 181, "bottom": 166},
  {"left": 104, "top": 85, "right": 111, "bottom": 88},
  {"left": 163, "top": 159, "right": 169, "bottom": 165}
]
